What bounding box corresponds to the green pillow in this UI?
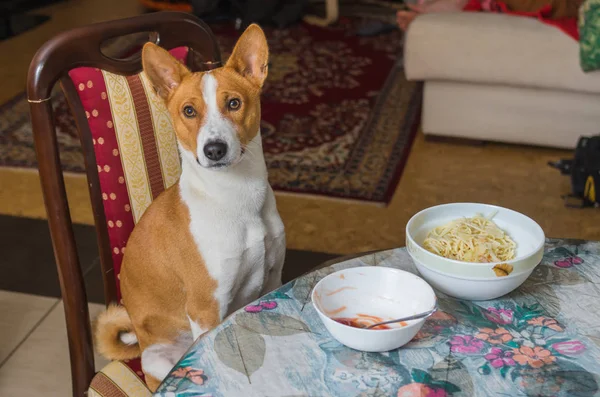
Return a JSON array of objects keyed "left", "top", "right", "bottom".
[{"left": 580, "top": 0, "right": 600, "bottom": 72}]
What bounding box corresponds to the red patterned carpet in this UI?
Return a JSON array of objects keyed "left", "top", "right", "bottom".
[{"left": 0, "top": 16, "right": 421, "bottom": 204}]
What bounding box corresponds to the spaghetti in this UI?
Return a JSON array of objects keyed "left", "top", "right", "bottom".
[{"left": 423, "top": 213, "right": 516, "bottom": 263}]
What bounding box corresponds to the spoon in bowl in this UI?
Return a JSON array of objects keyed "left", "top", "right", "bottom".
[{"left": 364, "top": 305, "right": 438, "bottom": 329}]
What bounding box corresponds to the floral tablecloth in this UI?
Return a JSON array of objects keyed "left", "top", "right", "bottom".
[{"left": 155, "top": 239, "right": 600, "bottom": 397}]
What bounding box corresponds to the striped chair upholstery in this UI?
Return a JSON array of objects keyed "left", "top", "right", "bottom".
[
  {"left": 88, "top": 362, "right": 151, "bottom": 397},
  {"left": 68, "top": 47, "right": 188, "bottom": 393}
]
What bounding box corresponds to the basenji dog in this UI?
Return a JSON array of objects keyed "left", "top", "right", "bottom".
[{"left": 95, "top": 24, "right": 286, "bottom": 391}]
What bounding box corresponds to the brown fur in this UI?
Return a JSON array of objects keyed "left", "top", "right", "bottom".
[
  {"left": 94, "top": 24, "right": 270, "bottom": 392},
  {"left": 95, "top": 185, "right": 219, "bottom": 390}
]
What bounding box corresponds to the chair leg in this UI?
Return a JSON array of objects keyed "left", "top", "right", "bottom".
[{"left": 303, "top": 0, "right": 339, "bottom": 27}]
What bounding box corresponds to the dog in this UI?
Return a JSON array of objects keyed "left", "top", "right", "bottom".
[{"left": 95, "top": 24, "right": 286, "bottom": 392}]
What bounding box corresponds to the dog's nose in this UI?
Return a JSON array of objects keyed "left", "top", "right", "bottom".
[{"left": 203, "top": 141, "right": 228, "bottom": 161}]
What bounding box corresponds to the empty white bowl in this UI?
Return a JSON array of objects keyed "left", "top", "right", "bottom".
[
  {"left": 311, "top": 266, "right": 437, "bottom": 352},
  {"left": 406, "top": 203, "right": 545, "bottom": 301}
]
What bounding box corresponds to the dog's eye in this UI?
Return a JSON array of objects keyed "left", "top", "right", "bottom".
[
  {"left": 183, "top": 105, "right": 196, "bottom": 118},
  {"left": 227, "top": 98, "right": 241, "bottom": 111}
]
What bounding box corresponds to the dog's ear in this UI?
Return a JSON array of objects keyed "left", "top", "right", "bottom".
[
  {"left": 142, "top": 42, "right": 190, "bottom": 99},
  {"left": 225, "top": 24, "right": 269, "bottom": 88}
]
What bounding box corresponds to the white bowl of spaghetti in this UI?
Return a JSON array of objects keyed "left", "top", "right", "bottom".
[{"left": 406, "top": 203, "right": 545, "bottom": 301}]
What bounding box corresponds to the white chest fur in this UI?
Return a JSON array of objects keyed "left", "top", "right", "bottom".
[{"left": 179, "top": 136, "right": 286, "bottom": 319}]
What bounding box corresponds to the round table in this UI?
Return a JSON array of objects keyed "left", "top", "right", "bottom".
[{"left": 155, "top": 239, "right": 600, "bottom": 397}]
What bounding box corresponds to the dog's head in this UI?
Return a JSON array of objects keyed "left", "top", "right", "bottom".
[{"left": 142, "top": 24, "right": 268, "bottom": 170}]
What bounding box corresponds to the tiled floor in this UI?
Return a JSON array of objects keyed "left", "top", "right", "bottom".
[{"left": 0, "top": 293, "right": 109, "bottom": 396}]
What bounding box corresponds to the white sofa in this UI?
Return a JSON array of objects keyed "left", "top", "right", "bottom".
[{"left": 404, "top": 12, "right": 600, "bottom": 149}]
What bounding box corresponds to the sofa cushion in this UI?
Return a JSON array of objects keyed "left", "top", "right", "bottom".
[{"left": 405, "top": 12, "right": 600, "bottom": 94}]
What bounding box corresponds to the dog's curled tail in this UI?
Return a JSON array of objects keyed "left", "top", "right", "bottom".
[{"left": 95, "top": 304, "right": 140, "bottom": 360}]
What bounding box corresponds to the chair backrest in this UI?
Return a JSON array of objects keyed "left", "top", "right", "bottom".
[
  {"left": 68, "top": 46, "right": 189, "bottom": 304},
  {"left": 27, "top": 12, "right": 222, "bottom": 397}
]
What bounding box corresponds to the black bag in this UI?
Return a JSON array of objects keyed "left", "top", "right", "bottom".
[{"left": 549, "top": 135, "right": 600, "bottom": 208}]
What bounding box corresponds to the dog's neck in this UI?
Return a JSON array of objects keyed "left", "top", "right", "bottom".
[{"left": 178, "top": 133, "right": 269, "bottom": 209}]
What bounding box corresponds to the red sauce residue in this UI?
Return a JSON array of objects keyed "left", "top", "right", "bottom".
[
  {"left": 334, "top": 317, "right": 390, "bottom": 330},
  {"left": 333, "top": 313, "right": 407, "bottom": 330},
  {"left": 325, "top": 306, "right": 347, "bottom": 316},
  {"left": 326, "top": 286, "right": 357, "bottom": 296}
]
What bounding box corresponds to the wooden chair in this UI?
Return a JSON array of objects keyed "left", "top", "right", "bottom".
[{"left": 27, "top": 11, "right": 222, "bottom": 397}]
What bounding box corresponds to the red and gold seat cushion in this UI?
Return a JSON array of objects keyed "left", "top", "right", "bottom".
[
  {"left": 68, "top": 47, "right": 188, "bottom": 390},
  {"left": 88, "top": 361, "right": 151, "bottom": 397}
]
